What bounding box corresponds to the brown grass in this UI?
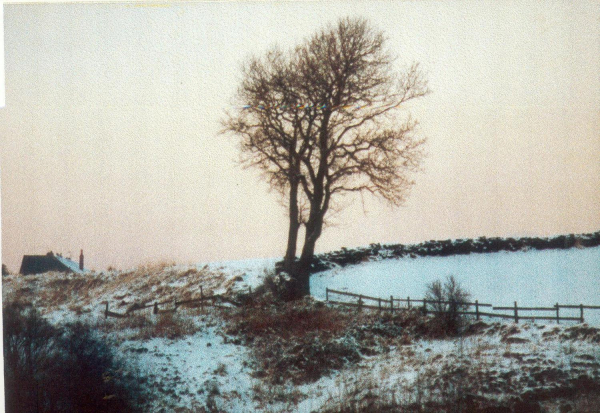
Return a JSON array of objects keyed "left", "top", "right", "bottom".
[
  {"left": 229, "top": 301, "right": 351, "bottom": 340},
  {"left": 38, "top": 275, "right": 106, "bottom": 308},
  {"left": 135, "top": 260, "right": 177, "bottom": 274},
  {"left": 225, "top": 299, "right": 418, "bottom": 384},
  {"left": 574, "top": 391, "right": 600, "bottom": 413},
  {"left": 147, "top": 312, "right": 199, "bottom": 339},
  {"left": 95, "top": 311, "right": 202, "bottom": 341}
]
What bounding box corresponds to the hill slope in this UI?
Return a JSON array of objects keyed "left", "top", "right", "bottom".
[{"left": 3, "top": 234, "right": 600, "bottom": 412}]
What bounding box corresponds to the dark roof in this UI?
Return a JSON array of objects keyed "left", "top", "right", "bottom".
[{"left": 19, "top": 252, "right": 84, "bottom": 275}]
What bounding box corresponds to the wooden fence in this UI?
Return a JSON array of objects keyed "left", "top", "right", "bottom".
[
  {"left": 102, "top": 286, "right": 244, "bottom": 319},
  {"left": 491, "top": 302, "right": 600, "bottom": 324},
  {"left": 325, "top": 288, "right": 599, "bottom": 324}
]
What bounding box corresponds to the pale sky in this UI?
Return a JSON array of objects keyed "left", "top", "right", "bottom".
[{"left": 1, "top": 1, "right": 599, "bottom": 272}]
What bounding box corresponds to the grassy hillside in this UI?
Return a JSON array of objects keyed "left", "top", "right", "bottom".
[{"left": 3, "top": 234, "right": 600, "bottom": 412}]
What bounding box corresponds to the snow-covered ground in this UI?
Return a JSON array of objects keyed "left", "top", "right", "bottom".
[
  {"left": 201, "top": 257, "right": 278, "bottom": 292},
  {"left": 120, "top": 322, "right": 259, "bottom": 412},
  {"left": 296, "top": 322, "right": 600, "bottom": 412},
  {"left": 4, "top": 245, "right": 599, "bottom": 412},
  {"left": 96, "top": 312, "right": 600, "bottom": 412},
  {"left": 311, "top": 246, "right": 600, "bottom": 325}
]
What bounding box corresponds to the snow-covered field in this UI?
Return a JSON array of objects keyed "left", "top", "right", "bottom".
[
  {"left": 311, "top": 246, "right": 600, "bottom": 325},
  {"left": 296, "top": 322, "right": 600, "bottom": 412},
  {"left": 120, "top": 323, "right": 259, "bottom": 412},
  {"left": 4, "top": 245, "right": 600, "bottom": 412}
]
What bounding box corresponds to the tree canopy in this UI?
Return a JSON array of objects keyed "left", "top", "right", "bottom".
[{"left": 224, "top": 17, "right": 429, "bottom": 298}]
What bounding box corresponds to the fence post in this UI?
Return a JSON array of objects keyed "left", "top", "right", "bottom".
[
  {"left": 514, "top": 301, "right": 519, "bottom": 323},
  {"left": 105, "top": 302, "right": 109, "bottom": 319},
  {"left": 407, "top": 296, "right": 411, "bottom": 309},
  {"left": 200, "top": 286, "right": 204, "bottom": 312},
  {"left": 249, "top": 285, "right": 252, "bottom": 295},
  {"left": 423, "top": 299, "right": 427, "bottom": 314},
  {"left": 390, "top": 295, "right": 394, "bottom": 314},
  {"left": 326, "top": 288, "right": 329, "bottom": 302},
  {"left": 580, "top": 304, "right": 584, "bottom": 323},
  {"left": 153, "top": 302, "right": 158, "bottom": 315},
  {"left": 378, "top": 297, "right": 381, "bottom": 311},
  {"left": 358, "top": 295, "right": 363, "bottom": 312},
  {"left": 475, "top": 300, "right": 479, "bottom": 321},
  {"left": 555, "top": 303, "right": 560, "bottom": 324}
]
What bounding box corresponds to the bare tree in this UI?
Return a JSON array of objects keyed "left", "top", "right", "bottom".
[
  {"left": 224, "top": 48, "right": 317, "bottom": 276},
  {"left": 425, "top": 275, "right": 471, "bottom": 334},
  {"left": 224, "top": 17, "right": 429, "bottom": 298}
]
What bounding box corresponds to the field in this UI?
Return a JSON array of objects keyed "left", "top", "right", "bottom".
[
  {"left": 3, "top": 244, "right": 600, "bottom": 412},
  {"left": 312, "top": 246, "right": 600, "bottom": 326}
]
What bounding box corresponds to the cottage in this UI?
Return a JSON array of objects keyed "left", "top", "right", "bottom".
[{"left": 20, "top": 250, "right": 86, "bottom": 275}]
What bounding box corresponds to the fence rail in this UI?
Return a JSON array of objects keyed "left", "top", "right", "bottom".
[
  {"left": 326, "top": 288, "right": 492, "bottom": 319},
  {"left": 326, "top": 288, "right": 492, "bottom": 308},
  {"left": 102, "top": 286, "right": 245, "bottom": 318},
  {"left": 326, "top": 288, "right": 597, "bottom": 324}
]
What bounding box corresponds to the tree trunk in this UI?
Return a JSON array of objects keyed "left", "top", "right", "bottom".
[
  {"left": 283, "top": 179, "right": 300, "bottom": 273},
  {"left": 290, "top": 109, "right": 331, "bottom": 299},
  {"left": 298, "top": 219, "right": 321, "bottom": 268},
  {"left": 293, "top": 210, "right": 325, "bottom": 297}
]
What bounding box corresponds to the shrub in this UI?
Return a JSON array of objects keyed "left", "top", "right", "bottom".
[
  {"left": 2, "top": 263, "right": 10, "bottom": 276},
  {"left": 425, "top": 275, "right": 471, "bottom": 335},
  {"left": 3, "top": 302, "right": 57, "bottom": 413},
  {"left": 3, "top": 302, "right": 146, "bottom": 413},
  {"left": 256, "top": 269, "right": 298, "bottom": 302}
]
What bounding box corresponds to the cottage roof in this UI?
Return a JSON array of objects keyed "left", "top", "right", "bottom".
[
  {"left": 54, "top": 254, "right": 85, "bottom": 274},
  {"left": 19, "top": 251, "right": 86, "bottom": 275}
]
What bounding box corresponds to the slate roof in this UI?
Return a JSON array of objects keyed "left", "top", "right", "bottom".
[{"left": 20, "top": 252, "right": 85, "bottom": 275}]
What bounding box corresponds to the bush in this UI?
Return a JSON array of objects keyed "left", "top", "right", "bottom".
[
  {"left": 256, "top": 270, "right": 299, "bottom": 302},
  {"left": 2, "top": 263, "right": 9, "bottom": 276},
  {"left": 425, "top": 275, "right": 471, "bottom": 335},
  {"left": 3, "top": 302, "right": 146, "bottom": 413}
]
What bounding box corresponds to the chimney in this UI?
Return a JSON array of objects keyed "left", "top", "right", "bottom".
[{"left": 79, "top": 249, "right": 84, "bottom": 271}]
